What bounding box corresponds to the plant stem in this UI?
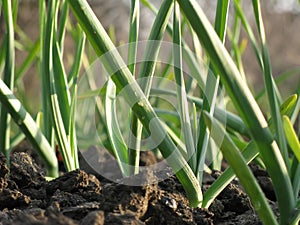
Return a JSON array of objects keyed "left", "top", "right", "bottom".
[
  {"left": 127, "top": 0, "right": 140, "bottom": 175},
  {"left": 128, "top": 0, "right": 174, "bottom": 175},
  {"left": 0, "top": 0, "right": 15, "bottom": 159},
  {"left": 173, "top": 1, "right": 196, "bottom": 172}
]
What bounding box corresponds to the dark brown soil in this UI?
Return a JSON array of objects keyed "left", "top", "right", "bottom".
[{"left": 0, "top": 149, "right": 276, "bottom": 225}]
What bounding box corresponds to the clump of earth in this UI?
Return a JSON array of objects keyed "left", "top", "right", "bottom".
[{"left": 0, "top": 147, "right": 278, "bottom": 225}]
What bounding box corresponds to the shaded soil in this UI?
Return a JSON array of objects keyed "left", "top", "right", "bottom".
[{"left": 0, "top": 148, "right": 279, "bottom": 225}]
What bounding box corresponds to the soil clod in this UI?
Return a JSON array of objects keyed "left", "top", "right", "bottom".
[{"left": 0, "top": 151, "right": 274, "bottom": 224}]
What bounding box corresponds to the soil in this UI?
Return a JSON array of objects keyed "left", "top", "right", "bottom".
[{"left": 0, "top": 145, "right": 279, "bottom": 225}]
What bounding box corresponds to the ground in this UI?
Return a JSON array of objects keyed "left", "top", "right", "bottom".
[{"left": 0, "top": 148, "right": 278, "bottom": 225}]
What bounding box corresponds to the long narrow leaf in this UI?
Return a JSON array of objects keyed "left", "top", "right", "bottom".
[
  {"left": 0, "top": 0, "right": 15, "bottom": 158},
  {"left": 280, "top": 94, "right": 298, "bottom": 117},
  {"left": 53, "top": 43, "right": 71, "bottom": 132},
  {"left": 150, "top": 88, "right": 249, "bottom": 136},
  {"left": 138, "top": 0, "right": 173, "bottom": 95},
  {"left": 204, "top": 93, "right": 299, "bottom": 208},
  {"left": 0, "top": 37, "right": 7, "bottom": 74},
  {"left": 177, "top": 0, "right": 295, "bottom": 221},
  {"left": 40, "top": 0, "right": 53, "bottom": 145},
  {"left": 68, "top": 0, "right": 202, "bottom": 207},
  {"left": 128, "top": 0, "right": 174, "bottom": 174},
  {"left": 58, "top": 0, "right": 69, "bottom": 52},
  {"left": 127, "top": 0, "right": 140, "bottom": 175},
  {"left": 202, "top": 141, "right": 258, "bottom": 208},
  {"left": 15, "top": 40, "right": 40, "bottom": 81},
  {"left": 140, "top": 0, "right": 206, "bottom": 89},
  {"left": 233, "top": 0, "right": 263, "bottom": 69},
  {"left": 173, "top": 1, "right": 196, "bottom": 172},
  {"left": 196, "top": 75, "right": 220, "bottom": 178},
  {"left": 43, "top": 0, "right": 75, "bottom": 171},
  {"left": 0, "top": 79, "right": 58, "bottom": 177},
  {"left": 105, "top": 79, "right": 129, "bottom": 176},
  {"left": 203, "top": 111, "right": 278, "bottom": 225},
  {"left": 291, "top": 78, "right": 300, "bottom": 126},
  {"left": 292, "top": 164, "right": 300, "bottom": 202},
  {"left": 196, "top": 0, "right": 229, "bottom": 179},
  {"left": 69, "top": 31, "right": 85, "bottom": 169},
  {"left": 256, "top": 68, "right": 300, "bottom": 101},
  {"left": 214, "top": 0, "right": 230, "bottom": 42},
  {"left": 252, "top": 0, "right": 289, "bottom": 169},
  {"left": 283, "top": 115, "right": 300, "bottom": 161},
  {"left": 128, "top": 0, "right": 139, "bottom": 75}
]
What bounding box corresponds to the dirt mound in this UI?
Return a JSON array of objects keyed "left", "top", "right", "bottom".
[{"left": 0, "top": 152, "right": 273, "bottom": 224}]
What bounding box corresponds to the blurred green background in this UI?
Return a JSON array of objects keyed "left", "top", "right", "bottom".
[{"left": 0, "top": 0, "right": 299, "bottom": 114}]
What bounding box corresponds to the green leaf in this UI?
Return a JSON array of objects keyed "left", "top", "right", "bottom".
[
  {"left": 69, "top": 31, "right": 85, "bottom": 169},
  {"left": 0, "top": 78, "right": 58, "bottom": 177},
  {"left": 105, "top": 79, "right": 129, "bottom": 176},
  {"left": 202, "top": 141, "right": 258, "bottom": 208},
  {"left": 53, "top": 43, "right": 71, "bottom": 133},
  {"left": 252, "top": 0, "right": 289, "bottom": 168},
  {"left": 195, "top": 0, "right": 230, "bottom": 178},
  {"left": 256, "top": 68, "right": 300, "bottom": 101},
  {"left": 202, "top": 111, "right": 278, "bottom": 225},
  {"left": 127, "top": 0, "right": 141, "bottom": 175},
  {"left": 58, "top": 0, "right": 69, "bottom": 51},
  {"left": 280, "top": 94, "right": 297, "bottom": 117},
  {"left": 150, "top": 88, "right": 250, "bottom": 136},
  {"left": 68, "top": 0, "right": 202, "bottom": 207},
  {"left": 202, "top": 94, "right": 297, "bottom": 209},
  {"left": 214, "top": 0, "right": 230, "bottom": 42},
  {"left": 0, "top": 0, "right": 15, "bottom": 158},
  {"left": 40, "top": 0, "right": 54, "bottom": 145},
  {"left": 127, "top": 0, "right": 139, "bottom": 75},
  {"left": 177, "top": 0, "right": 295, "bottom": 222},
  {"left": 43, "top": 0, "right": 76, "bottom": 172},
  {"left": 283, "top": 115, "right": 300, "bottom": 162},
  {"left": 128, "top": 0, "right": 173, "bottom": 174},
  {"left": 15, "top": 40, "right": 40, "bottom": 81},
  {"left": 233, "top": 0, "right": 263, "bottom": 69},
  {"left": 173, "top": 1, "right": 196, "bottom": 172}
]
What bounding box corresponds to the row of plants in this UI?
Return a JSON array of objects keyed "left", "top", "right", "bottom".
[{"left": 0, "top": 0, "right": 299, "bottom": 224}]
